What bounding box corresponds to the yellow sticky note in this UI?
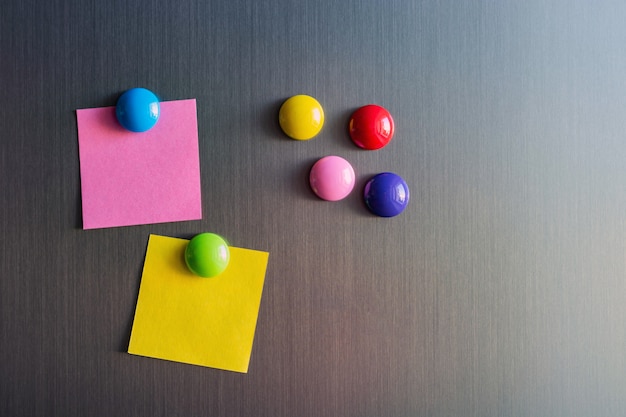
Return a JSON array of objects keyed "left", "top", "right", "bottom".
[{"left": 128, "top": 234, "right": 269, "bottom": 373}]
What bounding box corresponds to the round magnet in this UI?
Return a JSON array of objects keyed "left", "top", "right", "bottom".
[
  {"left": 309, "top": 156, "right": 355, "bottom": 201},
  {"left": 363, "top": 172, "right": 409, "bottom": 217},
  {"left": 184, "top": 233, "right": 230, "bottom": 278},
  {"left": 115, "top": 88, "right": 160, "bottom": 132},
  {"left": 278, "top": 95, "right": 324, "bottom": 140},
  {"left": 348, "top": 104, "right": 394, "bottom": 150}
]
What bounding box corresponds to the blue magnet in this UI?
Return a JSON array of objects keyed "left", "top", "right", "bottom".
[
  {"left": 115, "top": 88, "right": 160, "bottom": 132},
  {"left": 363, "top": 172, "right": 410, "bottom": 217}
]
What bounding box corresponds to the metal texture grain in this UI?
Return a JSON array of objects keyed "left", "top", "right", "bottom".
[{"left": 1, "top": 1, "right": 626, "bottom": 416}]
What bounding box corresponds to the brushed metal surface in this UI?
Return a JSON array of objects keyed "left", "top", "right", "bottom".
[{"left": 1, "top": 1, "right": 626, "bottom": 416}]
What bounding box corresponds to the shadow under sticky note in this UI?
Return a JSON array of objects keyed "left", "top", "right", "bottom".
[
  {"left": 76, "top": 99, "right": 202, "bottom": 229},
  {"left": 128, "top": 235, "right": 269, "bottom": 373}
]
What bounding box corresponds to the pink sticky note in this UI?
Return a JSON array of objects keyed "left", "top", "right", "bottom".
[{"left": 76, "top": 99, "right": 202, "bottom": 229}]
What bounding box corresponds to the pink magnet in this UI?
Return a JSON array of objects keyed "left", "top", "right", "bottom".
[{"left": 309, "top": 156, "right": 356, "bottom": 201}]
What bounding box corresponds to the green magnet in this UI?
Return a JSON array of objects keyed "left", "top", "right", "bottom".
[{"left": 184, "top": 233, "right": 230, "bottom": 278}]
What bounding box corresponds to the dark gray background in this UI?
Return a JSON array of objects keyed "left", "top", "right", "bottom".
[{"left": 2, "top": 0, "right": 626, "bottom": 416}]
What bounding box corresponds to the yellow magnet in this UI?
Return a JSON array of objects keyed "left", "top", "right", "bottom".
[{"left": 278, "top": 94, "right": 324, "bottom": 140}]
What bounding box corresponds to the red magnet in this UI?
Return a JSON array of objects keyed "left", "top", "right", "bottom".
[{"left": 348, "top": 104, "right": 394, "bottom": 150}]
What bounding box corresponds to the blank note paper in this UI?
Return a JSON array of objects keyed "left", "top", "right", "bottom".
[
  {"left": 76, "top": 99, "right": 202, "bottom": 229},
  {"left": 128, "top": 235, "right": 269, "bottom": 373}
]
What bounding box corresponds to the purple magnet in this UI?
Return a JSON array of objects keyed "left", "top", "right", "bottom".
[{"left": 363, "top": 172, "right": 409, "bottom": 217}]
